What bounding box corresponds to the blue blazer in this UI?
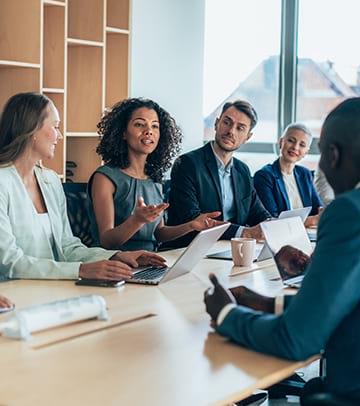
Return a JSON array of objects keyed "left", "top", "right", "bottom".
[
  {"left": 217, "top": 188, "right": 360, "bottom": 400},
  {"left": 253, "top": 159, "right": 323, "bottom": 217},
  {"left": 167, "top": 142, "right": 270, "bottom": 247}
]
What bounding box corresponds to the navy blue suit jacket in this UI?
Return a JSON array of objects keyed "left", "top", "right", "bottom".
[
  {"left": 167, "top": 142, "right": 270, "bottom": 247},
  {"left": 253, "top": 159, "right": 323, "bottom": 217},
  {"left": 217, "top": 188, "right": 360, "bottom": 400}
]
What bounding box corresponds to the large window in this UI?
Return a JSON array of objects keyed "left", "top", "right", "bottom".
[
  {"left": 203, "top": 0, "right": 281, "bottom": 146},
  {"left": 297, "top": 0, "right": 360, "bottom": 139},
  {"left": 204, "top": 0, "right": 360, "bottom": 165}
]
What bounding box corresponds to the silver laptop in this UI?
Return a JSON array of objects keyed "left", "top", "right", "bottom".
[
  {"left": 206, "top": 208, "right": 312, "bottom": 262},
  {"left": 278, "top": 206, "right": 311, "bottom": 222},
  {"left": 261, "top": 217, "right": 313, "bottom": 289},
  {"left": 279, "top": 206, "right": 316, "bottom": 243},
  {"left": 127, "top": 223, "right": 230, "bottom": 285}
]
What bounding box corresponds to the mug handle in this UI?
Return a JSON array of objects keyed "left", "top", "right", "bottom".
[{"left": 238, "top": 243, "right": 244, "bottom": 258}]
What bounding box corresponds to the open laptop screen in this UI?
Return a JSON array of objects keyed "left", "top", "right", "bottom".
[{"left": 261, "top": 217, "right": 313, "bottom": 286}]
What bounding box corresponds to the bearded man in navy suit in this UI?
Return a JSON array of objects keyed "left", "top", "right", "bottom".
[{"left": 167, "top": 100, "right": 270, "bottom": 247}]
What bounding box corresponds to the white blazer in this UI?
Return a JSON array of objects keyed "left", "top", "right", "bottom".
[{"left": 0, "top": 165, "right": 117, "bottom": 280}]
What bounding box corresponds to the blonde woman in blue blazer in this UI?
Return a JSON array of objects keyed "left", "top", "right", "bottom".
[
  {"left": 0, "top": 93, "right": 165, "bottom": 280},
  {"left": 254, "top": 123, "right": 323, "bottom": 227}
]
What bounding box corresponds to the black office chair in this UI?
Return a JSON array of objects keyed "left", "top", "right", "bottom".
[
  {"left": 299, "top": 377, "right": 359, "bottom": 406},
  {"left": 163, "top": 179, "right": 171, "bottom": 204},
  {"left": 162, "top": 178, "right": 171, "bottom": 225},
  {"left": 63, "top": 182, "right": 94, "bottom": 247},
  {"left": 301, "top": 393, "right": 359, "bottom": 406}
]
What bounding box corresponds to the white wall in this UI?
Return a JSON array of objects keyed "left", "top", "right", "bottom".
[{"left": 130, "top": 0, "right": 205, "bottom": 153}]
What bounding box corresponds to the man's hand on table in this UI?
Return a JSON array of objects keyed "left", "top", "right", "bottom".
[
  {"left": 204, "top": 274, "right": 235, "bottom": 325},
  {"left": 229, "top": 285, "right": 275, "bottom": 313},
  {"left": 204, "top": 274, "right": 276, "bottom": 327}
]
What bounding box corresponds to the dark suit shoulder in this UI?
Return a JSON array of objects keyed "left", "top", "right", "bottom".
[
  {"left": 232, "top": 156, "right": 250, "bottom": 171},
  {"left": 326, "top": 188, "right": 360, "bottom": 212},
  {"left": 318, "top": 188, "right": 360, "bottom": 241},
  {"left": 173, "top": 144, "right": 209, "bottom": 167}
]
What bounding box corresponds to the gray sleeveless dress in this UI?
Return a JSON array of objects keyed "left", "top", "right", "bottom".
[{"left": 87, "top": 164, "right": 163, "bottom": 251}]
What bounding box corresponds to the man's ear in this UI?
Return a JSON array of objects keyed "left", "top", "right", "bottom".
[
  {"left": 246, "top": 131, "right": 253, "bottom": 142},
  {"left": 328, "top": 143, "right": 340, "bottom": 169},
  {"left": 279, "top": 137, "right": 283, "bottom": 149},
  {"left": 214, "top": 117, "right": 219, "bottom": 129}
]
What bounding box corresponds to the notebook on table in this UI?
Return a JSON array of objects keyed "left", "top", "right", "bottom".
[
  {"left": 260, "top": 217, "right": 313, "bottom": 288},
  {"left": 127, "top": 223, "right": 230, "bottom": 285}
]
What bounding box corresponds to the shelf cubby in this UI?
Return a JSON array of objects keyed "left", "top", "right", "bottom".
[
  {"left": 0, "top": 0, "right": 41, "bottom": 64},
  {"left": 0, "top": 0, "right": 130, "bottom": 181},
  {"left": 105, "top": 33, "right": 129, "bottom": 108},
  {"left": 43, "top": 4, "right": 65, "bottom": 90},
  {"left": 68, "top": 0, "right": 104, "bottom": 43},
  {"left": 67, "top": 44, "right": 103, "bottom": 132},
  {"left": 107, "top": 0, "right": 129, "bottom": 30},
  {"left": 66, "top": 137, "right": 102, "bottom": 182},
  {"left": 0, "top": 66, "right": 40, "bottom": 109}
]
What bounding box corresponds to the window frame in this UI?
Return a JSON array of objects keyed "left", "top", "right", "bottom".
[{"left": 238, "top": 0, "right": 319, "bottom": 155}]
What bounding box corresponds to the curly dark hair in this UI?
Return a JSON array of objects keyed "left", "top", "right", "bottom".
[{"left": 96, "top": 98, "right": 182, "bottom": 183}]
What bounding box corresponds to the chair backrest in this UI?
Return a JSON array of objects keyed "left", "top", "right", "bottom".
[
  {"left": 62, "top": 182, "right": 94, "bottom": 247},
  {"left": 162, "top": 178, "right": 171, "bottom": 227},
  {"left": 163, "top": 179, "right": 171, "bottom": 204}
]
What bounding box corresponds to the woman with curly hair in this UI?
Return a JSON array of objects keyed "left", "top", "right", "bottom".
[
  {"left": 0, "top": 92, "right": 165, "bottom": 282},
  {"left": 87, "top": 98, "right": 222, "bottom": 251}
]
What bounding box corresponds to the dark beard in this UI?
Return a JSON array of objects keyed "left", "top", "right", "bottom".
[{"left": 214, "top": 137, "right": 237, "bottom": 153}]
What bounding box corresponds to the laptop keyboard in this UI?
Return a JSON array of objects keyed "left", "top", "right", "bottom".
[
  {"left": 283, "top": 274, "right": 304, "bottom": 288},
  {"left": 131, "top": 266, "right": 168, "bottom": 281}
]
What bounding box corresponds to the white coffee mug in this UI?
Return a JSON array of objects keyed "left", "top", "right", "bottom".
[{"left": 231, "top": 237, "right": 256, "bottom": 266}]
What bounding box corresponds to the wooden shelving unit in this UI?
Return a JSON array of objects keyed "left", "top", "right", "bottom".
[{"left": 0, "top": 0, "right": 130, "bottom": 182}]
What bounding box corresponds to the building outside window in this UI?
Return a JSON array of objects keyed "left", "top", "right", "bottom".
[{"left": 203, "top": 0, "right": 360, "bottom": 172}]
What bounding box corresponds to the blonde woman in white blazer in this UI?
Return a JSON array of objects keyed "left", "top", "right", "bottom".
[{"left": 0, "top": 93, "right": 165, "bottom": 280}]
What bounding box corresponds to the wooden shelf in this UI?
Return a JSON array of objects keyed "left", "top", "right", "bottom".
[
  {"left": 0, "top": 0, "right": 41, "bottom": 64},
  {"left": 0, "top": 0, "right": 130, "bottom": 180},
  {"left": 107, "top": 0, "right": 129, "bottom": 30},
  {"left": 67, "top": 45, "right": 103, "bottom": 132},
  {"left": 43, "top": 1, "right": 66, "bottom": 6},
  {"left": 43, "top": 4, "right": 65, "bottom": 89},
  {"left": 106, "top": 27, "right": 130, "bottom": 34},
  {"left": 68, "top": 0, "right": 104, "bottom": 43},
  {"left": 106, "top": 32, "right": 129, "bottom": 107},
  {"left": 67, "top": 38, "right": 104, "bottom": 47},
  {"left": 42, "top": 88, "right": 65, "bottom": 94},
  {"left": 0, "top": 60, "right": 40, "bottom": 68},
  {"left": 0, "top": 67, "right": 40, "bottom": 110},
  {"left": 66, "top": 137, "right": 102, "bottom": 182}
]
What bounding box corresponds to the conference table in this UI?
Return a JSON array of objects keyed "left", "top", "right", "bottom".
[{"left": 0, "top": 241, "right": 316, "bottom": 406}]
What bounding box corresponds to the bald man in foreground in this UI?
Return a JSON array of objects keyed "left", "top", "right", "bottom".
[{"left": 204, "top": 98, "right": 360, "bottom": 405}]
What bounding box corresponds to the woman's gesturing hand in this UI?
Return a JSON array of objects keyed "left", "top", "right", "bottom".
[
  {"left": 134, "top": 196, "right": 169, "bottom": 224},
  {"left": 190, "top": 211, "right": 225, "bottom": 231}
]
